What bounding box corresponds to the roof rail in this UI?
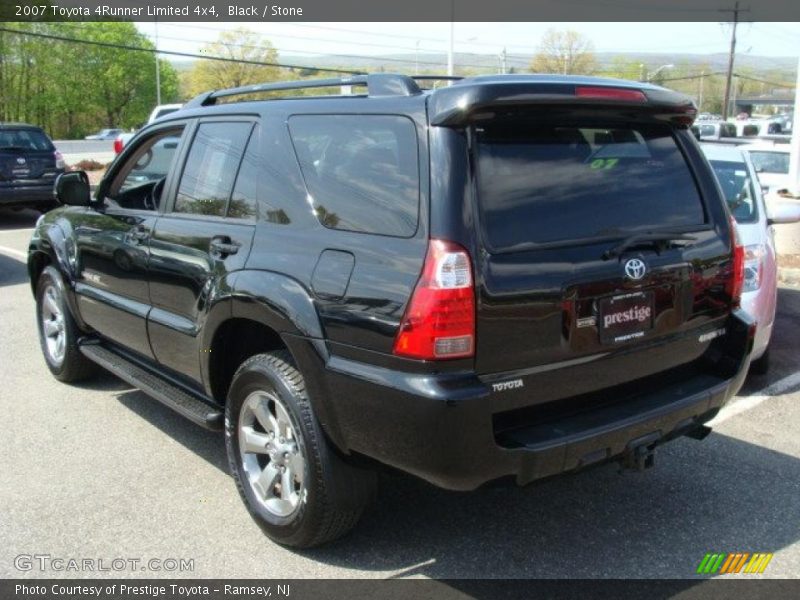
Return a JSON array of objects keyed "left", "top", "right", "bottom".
[
  {"left": 412, "top": 76, "right": 463, "bottom": 82},
  {"left": 183, "top": 73, "right": 422, "bottom": 109}
]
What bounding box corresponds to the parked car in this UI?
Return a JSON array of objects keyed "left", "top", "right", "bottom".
[
  {"left": 743, "top": 143, "right": 792, "bottom": 195},
  {"left": 114, "top": 104, "right": 184, "bottom": 154},
  {"left": 0, "top": 122, "right": 65, "bottom": 212},
  {"left": 30, "top": 74, "right": 754, "bottom": 548},
  {"left": 85, "top": 128, "right": 123, "bottom": 140},
  {"left": 696, "top": 120, "right": 738, "bottom": 141},
  {"left": 702, "top": 143, "right": 800, "bottom": 374}
]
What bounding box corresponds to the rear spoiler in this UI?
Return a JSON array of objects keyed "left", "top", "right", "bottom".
[{"left": 427, "top": 76, "right": 697, "bottom": 128}]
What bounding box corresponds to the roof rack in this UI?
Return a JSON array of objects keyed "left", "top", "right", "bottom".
[{"left": 184, "top": 73, "right": 424, "bottom": 109}]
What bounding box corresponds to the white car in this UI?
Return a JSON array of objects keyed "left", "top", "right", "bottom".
[
  {"left": 702, "top": 143, "right": 800, "bottom": 374},
  {"left": 743, "top": 144, "right": 792, "bottom": 196},
  {"left": 113, "top": 104, "right": 184, "bottom": 154}
]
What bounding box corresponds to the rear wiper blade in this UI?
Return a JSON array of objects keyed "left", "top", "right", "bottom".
[{"left": 602, "top": 232, "right": 697, "bottom": 260}]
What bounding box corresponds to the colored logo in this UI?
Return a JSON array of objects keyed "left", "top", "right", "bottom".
[
  {"left": 624, "top": 258, "right": 646, "bottom": 280},
  {"left": 697, "top": 552, "right": 774, "bottom": 575}
]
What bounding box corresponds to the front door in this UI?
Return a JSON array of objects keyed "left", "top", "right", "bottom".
[
  {"left": 147, "top": 119, "right": 258, "bottom": 384},
  {"left": 73, "top": 125, "right": 187, "bottom": 358}
]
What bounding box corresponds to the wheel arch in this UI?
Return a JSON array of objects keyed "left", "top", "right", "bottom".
[{"left": 201, "top": 271, "right": 348, "bottom": 452}]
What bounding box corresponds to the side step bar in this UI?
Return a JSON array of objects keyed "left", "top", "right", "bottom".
[{"left": 79, "top": 344, "right": 223, "bottom": 431}]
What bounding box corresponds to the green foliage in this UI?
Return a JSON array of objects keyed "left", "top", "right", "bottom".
[
  {"left": 530, "top": 29, "right": 598, "bottom": 75},
  {"left": 0, "top": 23, "right": 179, "bottom": 137},
  {"left": 184, "top": 28, "right": 281, "bottom": 97}
]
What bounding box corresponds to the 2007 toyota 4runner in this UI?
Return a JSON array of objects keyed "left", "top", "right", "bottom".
[{"left": 28, "top": 74, "right": 754, "bottom": 548}]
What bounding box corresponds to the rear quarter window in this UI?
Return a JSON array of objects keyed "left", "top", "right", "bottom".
[
  {"left": 288, "top": 115, "right": 420, "bottom": 237},
  {"left": 475, "top": 122, "right": 706, "bottom": 250},
  {"left": 708, "top": 159, "right": 758, "bottom": 223}
]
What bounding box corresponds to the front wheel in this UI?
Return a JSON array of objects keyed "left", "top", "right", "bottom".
[
  {"left": 35, "top": 266, "right": 97, "bottom": 382},
  {"left": 225, "top": 351, "right": 376, "bottom": 548}
]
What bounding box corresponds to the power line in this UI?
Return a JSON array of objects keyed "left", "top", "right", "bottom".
[{"left": 0, "top": 27, "right": 364, "bottom": 75}]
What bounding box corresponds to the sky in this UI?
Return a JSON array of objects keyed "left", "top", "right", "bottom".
[{"left": 133, "top": 22, "right": 800, "bottom": 66}]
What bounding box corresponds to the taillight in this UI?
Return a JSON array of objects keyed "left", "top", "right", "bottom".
[
  {"left": 743, "top": 244, "right": 767, "bottom": 293},
  {"left": 393, "top": 240, "right": 475, "bottom": 360},
  {"left": 575, "top": 86, "right": 647, "bottom": 102},
  {"left": 54, "top": 150, "right": 65, "bottom": 169},
  {"left": 727, "top": 216, "right": 745, "bottom": 307},
  {"left": 113, "top": 137, "right": 124, "bottom": 154}
]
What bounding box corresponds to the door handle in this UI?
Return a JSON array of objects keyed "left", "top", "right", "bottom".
[{"left": 209, "top": 236, "right": 240, "bottom": 257}]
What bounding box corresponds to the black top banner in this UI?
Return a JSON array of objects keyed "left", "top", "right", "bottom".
[{"left": 3, "top": 0, "right": 800, "bottom": 22}]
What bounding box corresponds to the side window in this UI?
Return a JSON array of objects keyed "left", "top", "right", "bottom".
[
  {"left": 174, "top": 122, "right": 252, "bottom": 217},
  {"left": 108, "top": 127, "right": 184, "bottom": 211},
  {"left": 288, "top": 115, "right": 420, "bottom": 237}
]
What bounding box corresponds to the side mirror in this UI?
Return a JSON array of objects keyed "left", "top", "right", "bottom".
[
  {"left": 55, "top": 171, "right": 91, "bottom": 206},
  {"left": 767, "top": 201, "right": 800, "bottom": 225}
]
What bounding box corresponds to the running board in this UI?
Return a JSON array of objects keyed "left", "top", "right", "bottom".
[{"left": 79, "top": 344, "right": 223, "bottom": 431}]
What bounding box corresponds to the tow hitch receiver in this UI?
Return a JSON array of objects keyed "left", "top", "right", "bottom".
[{"left": 619, "top": 432, "right": 660, "bottom": 472}]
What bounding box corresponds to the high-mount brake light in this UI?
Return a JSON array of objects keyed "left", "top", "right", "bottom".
[
  {"left": 575, "top": 86, "right": 647, "bottom": 102},
  {"left": 393, "top": 240, "right": 475, "bottom": 360}
]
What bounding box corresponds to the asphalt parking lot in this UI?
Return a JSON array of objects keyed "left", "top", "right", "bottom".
[{"left": 1, "top": 208, "right": 800, "bottom": 580}]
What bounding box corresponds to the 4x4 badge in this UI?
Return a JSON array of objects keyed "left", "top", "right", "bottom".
[{"left": 624, "top": 258, "right": 647, "bottom": 280}]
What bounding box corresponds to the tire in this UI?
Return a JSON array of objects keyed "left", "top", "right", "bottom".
[
  {"left": 35, "top": 265, "right": 97, "bottom": 382},
  {"left": 225, "top": 350, "right": 376, "bottom": 548},
  {"left": 750, "top": 347, "right": 770, "bottom": 376}
]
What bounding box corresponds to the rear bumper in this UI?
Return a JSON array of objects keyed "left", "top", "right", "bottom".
[
  {"left": 307, "top": 310, "right": 755, "bottom": 491},
  {"left": 0, "top": 183, "right": 56, "bottom": 207}
]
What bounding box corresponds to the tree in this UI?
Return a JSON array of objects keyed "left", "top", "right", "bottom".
[
  {"left": 185, "top": 28, "right": 281, "bottom": 97},
  {"left": 0, "top": 23, "right": 179, "bottom": 137},
  {"left": 530, "top": 29, "right": 597, "bottom": 75}
]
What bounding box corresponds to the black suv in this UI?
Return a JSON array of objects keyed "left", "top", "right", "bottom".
[
  {"left": 1, "top": 123, "right": 65, "bottom": 211},
  {"left": 28, "top": 74, "right": 754, "bottom": 548}
]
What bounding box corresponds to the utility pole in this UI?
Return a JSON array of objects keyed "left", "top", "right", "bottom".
[
  {"left": 447, "top": 0, "right": 454, "bottom": 77},
  {"left": 500, "top": 47, "right": 507, "bottom": 75},
  {"left": 154, "top": 19, "right": 161, "bottom": 106},
  {"left": 721, "top": 2, "right": 749, "bottom": 121},
  {"left": 698, "top": 70, "right": 705, "bottom": 112}
]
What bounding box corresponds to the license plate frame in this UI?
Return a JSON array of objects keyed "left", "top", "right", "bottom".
[{"left": 598, "top": 290, "right": 654, "bottom": 344}]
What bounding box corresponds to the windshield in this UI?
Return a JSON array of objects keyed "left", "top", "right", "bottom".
[
  {"left": 708, "top": 159, "right": 758, "bottom": 223},
  {"left": 748, "top": 151, "right": 789, "bottom": 175},
  {"left": 0, "top": 128, "right": 54, "bottom": 151},
  {"left": 474, "top": 121, "right": 706, "bottom": 250}
]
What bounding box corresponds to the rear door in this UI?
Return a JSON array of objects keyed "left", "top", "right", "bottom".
[
  {"left": 471, "top": 116, "right": 734, "bottom": 399},
  {"left": 147, "top": 119, "right": 257, "bottom": 383}
]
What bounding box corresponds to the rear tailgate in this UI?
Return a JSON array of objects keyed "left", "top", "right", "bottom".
[
  {"left": 466, "top": 109, "right": 735, "bottom": 409},
  {"left": 0, "top": 128, "right": 59, "bottom": 184}
]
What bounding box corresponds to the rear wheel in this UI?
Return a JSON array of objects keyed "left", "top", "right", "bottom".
[
  {"left": 750, "top": 347, "right": 770, "bottom": 376},
  {"left": 225, "top": 351, "right": 376, "bottom": 548},
  {"left": 36, "top": 266, "right": 97, "bottom": 382}
]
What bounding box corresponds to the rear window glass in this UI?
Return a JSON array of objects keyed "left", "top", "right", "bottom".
[
  {"left": 708, "top": 159, "right": 758, "bottom": 223},
  {"left": 475, "top": 122, "right": 706, "bottom": 249},
  {"left": 0, "top": 128, "right": 53, "bottom": 151},
  {"left": 288, "top": 115, "right": 419, "bottom": 237},
  {"left": 748, "top": 151, "right": 789, "bottom": 175}
]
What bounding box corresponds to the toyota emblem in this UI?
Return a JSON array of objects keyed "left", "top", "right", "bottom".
[
  {"left": 16, "top": 157, "right": 26, "bottom": 165},
  {"left": 624, "top": 258, "right": 647, "bottom": 280}
]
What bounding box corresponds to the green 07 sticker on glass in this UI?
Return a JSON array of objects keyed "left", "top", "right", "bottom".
[{"left": 590, "top": 158, "right": 620, "bottom": 170}]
